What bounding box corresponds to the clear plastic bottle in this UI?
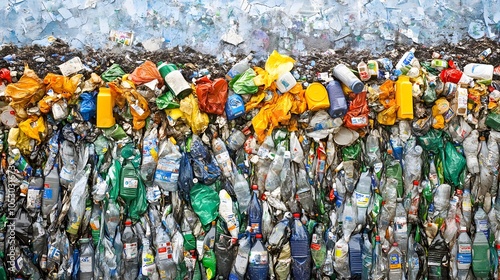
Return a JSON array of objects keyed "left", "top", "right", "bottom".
[
  {"left": 265, "top": 147, "right": 285, "bottom": 192},
  {"left": 78, "top": 238, "right": 94, "bottom": 280},
  {"left": 361, "top": 233, "right": 372, "bottom": 280},
  {"left": 479, "top": 136, "right": 493, "bottom": 195},
  {"left": 371, "top": 236, "right": 385, "bottom": 280},
  {"left": 310, "top": 224, "right": 327, "bottom": 270},
  {"left": 105, "top": 200, "right": 120, "bottom": 239},
  {"left": 354, "top": 171, "right": 371, "bottom": 225},
  {"left": 226, "top": 54, "right": 253, "bottom": 80},
  {"left": 388, "top": 242, "right": 403, "bottom": 280},
  {"left": 394, "top": 202, "right": 408, "bottom": 255},
  {"left": 290, "top": 213, "right": 311, "bottom": 279},
  {"left": 219, "top": 189, "right": 239, "bottom": 238},
  {"left": 342, "top": 198, "right": 357, "bottom": 239},
  {"left": 59, "top": 140, "right": 76, "bottom": 188},
  {"left": 114, "top": 230, "right": 123, "bottom": 278},
  {"left": 212, "top": 135, "right": 234, "bottom": 179},
  {"left": 233, "top": 172, "right": 251, "bottom": 213},
  {"left": 403, "top": 145, "right": 423, "bottom": 195},
  {"left": 248, "top": 184, "right": 263, "bottom": 236},
  {"left": 154, "top": 138, "right": 182, "bottom": 192},
  {"left": 227, "top": 130, "right": 246, "bottom": 152},
  {"left": 229, "top": 232, "right": 250, "bottom": 280},
  {"left": 334, "top": 238, "right": 351, "bottom": 279},
  {"left": 433, "top": 183, "right": 451, "bottom": 219},
  {"left": 248, "top": 233, "right": 269, "bottom": 279},
  {"left": 457, "top": 227, "right": 472, "bottom": 280},
  {"left": 407, "top": 234, "right": 420, "bottom": 280},
  {"left": 155, "top": 226, "right": 177, "bottom": 280},
  {"left": 463, "top": 130, "right": 480, "bottom": 174},
  {"left": 141, "top": 238, "right": 159, "bottom": 279},
  {"left": 42, "top": 164, "right": 60, "bottom": 218},
  {"left": 122, "top": 219, "right": 139, "bottom": 280},
  {"left": 474, "top": 205, "right": 490, "bottom": 240},
  {"left": 26, "top": 168, "right": 43, "bottom": 212},
  {"left": 462, "top": 188, "right": 473, "bottom": 229}
]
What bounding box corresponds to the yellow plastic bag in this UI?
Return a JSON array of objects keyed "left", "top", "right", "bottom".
[
  {"left": 245, "top": 90, "right": 267, "bottom": 112},
  {"left": 124, "top": 89, "right": 151, "bottom": 130},
  {"left": 289, "top": 84, "right": 307, "bottom": 115},
  {"left": 108, "top": 80, "right": 128, "bottom": 109},
  {"left": 272, "top": 92, "right": 293, "bottom": 124},
  {"left": 252, "top": 106, "right": 273, "bottom": 143},
  {"left": 44, "top": 73, "right": 83, "bottom": 99},
  {"left": 179, "top": 94, "right": 209, "bottom": 135},
  {"left": 432, "top": 98, "right": 449, "bottom": 129},
  {"left": 252, "top": 67, "right": 273, "bottom": 89},
  {"left": 18, "top": 115, "right": 46, "bottom": 143},
  {"left": 378, "top": 105, "right": 399, "bottom": 126},
  {"left": 264, "top": 50, "right": 295, "bottom": 80},
  {"left": 5, "top": 65, "right": 45, "bottom": 120}
]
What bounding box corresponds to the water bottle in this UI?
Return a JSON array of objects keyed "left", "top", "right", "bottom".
[
  {"left": 122, "top": 219, "right": 139, "bottom": 280},
  {"left": 290, "top": 213, "right": 311, "bottom": 279},
  {"left": 388, "top": 242, "right": 403, "bottom": 280},
  {"left": 105, "top": 200, "right": 120, "bottom": 240},
  {"left": 407, "top": 235, "right": 420, "bottom": 280},
  {"left": 474, "top": 205, "right": 490, "bottom": 240},
  {"left": 247, "top": 233, "right": 269, "bottom": 279},
  {"left": 212, "top": 135, "right": 233, "bottom": 179},
  {"left": 26, "top": 168, "right": 43, "bottom": 212},
  {"left": 233, "top": 172, "right": 251, "bottom": 213},
  {"left": 248, "top": 185, "right": 263, "bottom": 237},
  {"left": 42, "top": 163, "right": 60, "bottom": 218},
  {"left": 265, "top": 147, "right": 285, "bottom": 192},
  {"left": 154, "top": 138, "right": 182, "bottom": 192},
  {"left": 78, "top": 238, "right": 94, "bottom": 280},
  {"left": 227, "top": 130, "right": 246, "bottom": 152},
  {"left": 226, "top": 54, "right": 253, "bottom": 80},
  {"left": 349, "top": 233, "right": 363, "bottom": 277},
  {"left": 326, "top": 80, "right": 348, "bottom": 118},
  {"left": 472, "top": 231, "right": 491, "bottom": 278},
  {"left": 342, "top": 197, "right": 357, "bottom": 239},
  {"left": 354, "top": 171, "right": 371, "bottom": 225},
  {"left": 155, "top": 226, "right": 177, "bottom": 280},
  {"left": 371, "top": 236, "right": 385, "bottom": 280},
  {"left": 462, "top": 188, "right": 472, "bottom": 229},
  {"left": 311, "top": 224, "right": 327, "bottom": 270},
  {"left": 361, "top": 233, "right": 372, "bottom": 280},
  {"left": 229, "top": 233, "right": 251, "bottom": 280},
  {"left": 394, "top": 202, "right": 408, "bottom": 255},
  {"left": 457, "top": 227, "right": 472, "bottom": 280}
]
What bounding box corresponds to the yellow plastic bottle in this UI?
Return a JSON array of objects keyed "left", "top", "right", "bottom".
[
  {"left": 395, "top": 75, "right": 413, "bottom": 119},
  {"left": 96, "top": 87, "right": 116, "bottom": 128},
  {"left": 305, "top": 82, "right": 330, "bottom": 111}
]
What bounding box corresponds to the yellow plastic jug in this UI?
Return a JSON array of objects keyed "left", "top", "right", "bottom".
[
  {"left": 395, "top": 75, "right": 413, "bottom": 119},
  {"left": 96, "top": 87, "right": 116, "bottom": 128},
  {"left": 305, "top": 82, "right": 330, "bottom": 111}
]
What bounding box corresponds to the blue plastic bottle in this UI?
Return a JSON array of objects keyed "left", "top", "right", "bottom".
[
  {"left": 248, "top": 233, "right": 269, "bottom": 279},
  {"left": 225, "top": 93, "right": 245, "bottom": 121},
  {"left": 349, "top": 233, "right": 363, "bottom": 277},
  {"left": 290, "top": 213, "right": 311, "bottom": 279},
  {"left": 326, "top": 80, "right": 348, "bottom": 118},
  {"left": 248, "top": 184, "right": 262, "bottom": 237}
]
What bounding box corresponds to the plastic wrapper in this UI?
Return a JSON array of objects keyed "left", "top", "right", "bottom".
[
  {"left": 43, "top": 73, "right": 83, "bottom": 100},
  {"left": 128, "top": 60, "right": 164, "bottom": 88},
  {"left": 101, "top": 64, "right": 126, "bottom": 82},
  {"left": 79, "top": 91, "right": 97, "bottom": 121},
  {"left": 344, "top": 91, "right": 369, "bottom": 130},
  {"left": 179, "top": 94, "right": 209, "bottom": 135},
  {"left": 229, "top": 68, "right": 258, "bottom": 95},
  {"left": 190, "top": 183, "right": 220, "bottom": 226},
  {"left": 195, "top": 76, "right": 228, "bottom": 115},
  {"left": 156, "top": 91, "right": 180, "bottom": 110},
  {"left": 18, "top": 115, "right": 46, "bottom": 143},
  {"left": 5, "top": 65, "right": 45, "bottom": 120},
  {"left": 443, "top": 142, "right": 466, "bottom": 187}
]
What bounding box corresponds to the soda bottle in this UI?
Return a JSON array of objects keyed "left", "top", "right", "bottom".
[
  {"left": 155, "top": 226, "right": 177, "bottom": 280},
  {"left": 310, "top": 224, "right": 327, "bottom": 270},
  {"left": 472, "top": 231, "right": 491, "bottom": 278},
  {"left": 248, "top": 184, "right": 262, "bottom": 236},
  {"left": 290, "top": 213, "right": 311, "bottom": 279},
  {"left": 42, "top": 164, "right": 60, "bottom": 218},
  {"left": 354, "top": 171, "right": 371, "bottom": 225},
  {"left": 78, "top": 238, "right": 94, "bottom": 280},
  {"left": 26, "top": 168, "right": 43, "bottom": 212},
  {"left": 349, "top": 233, "right": 363, "bottom": 278},
  {"left": 457, "top": 227, "right": 472, "bottom": 280},
  {"left": 394, "top": 202, "right": 408, "bottom": 255},
  {"left": 388, "top": 242, "right": 403, "bottom": 280},
  {"left": 248, "top": 233, "right": 269, "bottom": 279},
  {"left": 122, "top": 219, "right": 139, "bottom": 279},
  {"left": 265, "top": 147, "right": 285, "bottom": 192}
]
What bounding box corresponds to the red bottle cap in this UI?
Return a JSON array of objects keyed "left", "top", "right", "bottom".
[
  {"left": 376, "top": 236, "right": 380, "bottom": 242},
  {"left": 393, "top": 242, "right": 398, "bottom": 247},
  {"left": 252, "top": 185, "right": 258, "bottom": 190},
  {"left": 125, "top": 220, "right": 132, "bottom": 226},
  {"left": 293, "top": 213, "right": 301, "bottom": 219},
  {"left": 256, "top": 233, "right": 263, "bottom": 239},
  {"left": 413, "top": 180, "right": 419, "bottom": 186}
]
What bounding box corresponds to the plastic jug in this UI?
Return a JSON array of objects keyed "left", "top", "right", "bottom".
[
  {"left": 157, "top": 62, "right": 193, "bottom": 99},
  {"left": 305, "top": 82, "right": 330, "bottom": 111},
  {"left": 276, "top": 72, "right": 297, "bottom": 93},
  {"left": 326, "top": 80, "right": 348, "bottom": 118},
  {"left": 96, "top": 87, "right": 115, "bottom": 128},
  {"left": 395, "top": 75, "right": 413, "bottom": 119},
  {"left": 225, "top": 92, "right": 245, "bottom": 121},
  {"left": 120, "top": 160, "right": 139, "bottom": 203},
  {"left": 332, "top": 64, "right": 364, "bottom": 93},
  {"left": 472, "top": 231, "right": 491, "bottom": 278}
]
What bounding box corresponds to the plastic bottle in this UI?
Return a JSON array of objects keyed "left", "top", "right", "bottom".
[
  {"left": 326, "top": 80, "right": 348, "bottom": 118},
  {"left": 78, "top": 238, "right": 94, "bottom": 280},
  {"left": 394, "top": 202, "right": 408, "bottom": 254},
  {"left": 229, "top": 233, "right": 251, "bottom": 280},
  {"left": 403, "top": 145, "right": 423, "bottom": 194},
  {"left": 225, "top": 92, "right": 246, "bottom": 121},
  {"left": 226, "top": 54, "right": 253, "bottom": 80},
  {"left": 371, "top": 236, "right": 385, "bottom": 280},
  {"left": 395, "top": 48, "right": 416, "bottom": 71},
  {"left": 154, "top": 138, "right": 182, "bottom": 192},
  {"left": 334, "top": 238, "right": 351, "bottom": 279},
  {"left": 342, "top": 198, "right": 357, "bottom": 239},
  {"left": 89, "top": 202, "right": 101, "bottom": 246},
  {"left": 122, "top": 219, "right": 139, "bottom": 280},
  {"left": 42, "top": 163, "right": 60, "bottom": 218},
  {"left": 202, "top": 246, "right": 217, "bottom": 280},
  {"left": 396, "top": 75, "right": 414, "bottom": 119},
  {"left": 463, "top": 63, "right": 494, "bottom": 81},
  {"left": 105, "top": 200, "right": 120, "bottom": 240},
  {"left": 428, "top": 232, "right": 449, "bottom": 280},
  {"left": 120, "top": 158, "right": 139, "bottom": 204},
  {"left": 155, "top": 226, "right": 177, "bottom": 280},
  {"left": 463, "top": 130, "right": 480, "bottom": 174},
  {"left": 349, "top": 233, "right": 363, "bottom": 278},
  {"left": 472, "top": 231, "right": 491, "bottom": 278},
  {"left": 290, "top": 213, "right": 311, "bottom": 279},
  {"left": 407, "top": 234, "right": 420, "bottom": 280},
  {"left": 457, "top": 227, "right": 472, "bottom": 280},
  {"left": 387, "top": 242, "right": 403, "bottom": 279},
  {"left": 141, "top": 238, "right": 159, "bottom": 278},
  {"left": 248, "top": 185, "right": 263, "bottom": 236},
  {"left": 431, "top": 59, "right": 448, "bottom": 70},
  {"left": 361, "top": 234, "right": 372, "bottom": 280},
  {"left": 247, "top": 233, "right": 269, "bottom": 279},
  {"left": 265, "top": 147, "right": 285, "bottom": 192},
  {"left": 354, "top": 171, "right": 371, "bottom": 225},
  {"left": 219, "top": 189, "right": 239, "bottom": 238},
  {"left": 433, "top": 183, "right": 451, "bottom": 219},
  {"left": 474, "top": 206, "right": 490, "bottom": 240},
  {"left": 268, "top": 213, "right": 292, "bottom": 253},
  {"left": 114, "top": 230, "right": 123, "bottom": 278},
  {"left": 462, "top": 188, "right": 472, "bottom": 229},
  {"left": 311, "top": 224, "right": 327, "bottom": 270},
  {"left": 233, "top": 172, "right": 251, "bottom": 213},
  {"left": 332, "top": 64, "right": 364, "bottom": 93},
  {"left": 227, "top": 130, "right": 246, "bottom": 152},
  {"left": 479, "top": 136, "right": 493, "bottom": 195},
  {"left": 26, "top": 168, "right": 43, "bottom": 212},
  {"left": 357, "top": 61, "right": 370, "bottom": 81},
  {"left": 96, "top": 87, "right": 116, "bottom": 128},
  {"left": 158, "top": 62, "right": 192, "bottom": 99},
  {"left": 212, "top": 135, "right": 233, "bottom": 179}
]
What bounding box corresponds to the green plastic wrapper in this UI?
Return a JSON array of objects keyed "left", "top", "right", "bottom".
[
  {"left": 157, "top": 91, "right": 180, "bottom": 110},
  {"left": 342, "top": 140, "right": 362, "bottom": 161},
  {"left": 129, "top": 176, "right": 148, "bottom": 221},
  {"left": 385, "top": 159, "right": 403, "bottom": 198},
  {"left": 101, "top": 64, "right": 126, "bottom": 82},
  {"left": 369, "top": 193, "right": 383, "bottom": 221},
  {"left": 190, "top": 183, "right": 220, "bottom": 226},
  {"left": 443, "top": 142, "right": 466, "bottom": 187},
  {"left": 183, "top": 233, "right": 196, "bottom": 251},
  {"left": 228, "top": 68, "right": 258, "bottom": 94},
  {"left": 107, "top": 159, "right": 122, "bottom": 200},
  {"left": 417, "top": 129, "right": 444, "bottom": 155},
  {"left": 485, "top": 112, "right": 500, "bottom": 131}
]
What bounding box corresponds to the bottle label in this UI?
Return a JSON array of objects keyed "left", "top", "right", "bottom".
[
  {"left": 311, "top": 234, "right": 321, "bottom": 250},
  {"left": 90, "top": 219, "right": 100, "bottom": 231},
  {"left": 457, "top": 245, "right": 472, "bottom": 266},
  {"left": 48, "top": 245, "right": 61, "bottom": 261},
  {"left": 157, "top": 242, "right": 173, "bottom": 260},
  {"left": 354, "top": 191, "right": 370, "bottom": 208},
  {"left": 215, "top": 152, "right": 232, "bottom": 174},
  {"left": 249, "top": 251, "right": 268, "bottom": 265},
  {"left": 80, "top": 256, "right": 93, "bottom": 272},
  {"left": 27, "top": 188, "right": 42, "bottom": 209},
  {"left": 389, "top": 253, "right": 402, "bottom": 269},
  {"left": 462, "top": 198, "right": 471, "bottom": 211},
  {"left": 42, "top": 185, "right": 53, "bottom": 200},
  {"left": 123, "top": 177, "right": 138, "bottom": 189},
  {"left": 251, "top": 223, "right": 261, "bottom": 233},
  {"left": 351, "top": 116, "right": 367, "bottom": 126},
  {"left": 394, "top": 217, "right": 407, "bottom": 233},
  {"left": 154, "top": 158, "right": 180, "bottom": 184},
  {"left": 124, "top": 242, "right": 138, "bottom": 259}
]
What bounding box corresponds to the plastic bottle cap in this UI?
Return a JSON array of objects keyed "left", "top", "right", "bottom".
[
  {"left": 256, "top": 233, "right": 263, "bottom": 239},
  {"left": 413, "top": 180, "right": 419, "bottom": 186},
  {"left": 125, "top": 220, "right": 132, "bottom": 226},
  {"left": 376, "top": 236, "right": 380, "bottom": 242},
  {"left": 480, "top": 136, "right": 485, "bottom": 141},
  {"left": 496, "top": 244, "right": 500, "bottom": 249},
  {"left": 193, "top": 178, "right": 199, "bottom": 184},
  {"left": 251, "top": 184, "right": 258, "bottom": 190},
  {"left": 460, "top": 226, "right": 467, "bottom": 232},
  {"left": 212, "top": 220, "right": 216, "bottom": 226},
  {"left": 293, "top": 213, "right": 301, "bottom": 219},
  {"left": 393, "top": 242, "right": 398, "bottom": 247}
]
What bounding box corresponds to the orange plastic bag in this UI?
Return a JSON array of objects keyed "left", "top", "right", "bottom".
[
  {"left": 38, "top": 94, "right": 60, "bottom": 114},
  {"left": 128, "top": 60, "right": 164, "bottom": 88},
  {"left": 245, "top": 90, "right": 267, "bottom": 112},
  {"left": 195, "top": 76, "right": 228, "bottom": 115},
  {"left": 124, "top": 89, "right": 151, "bottom": 130},
  {"left": 289, "top": 83, "right": 307, "bottom": 114},
  {"left": 108, "top": 81, "right": 128, "bottom": 109},
  {"left": 272, "top": 92, "right": 293, "bottom": 124},
  {"left": 44, "top": 73, "right": 83, "bottom": 99},
  {"left": 377, "top": 105, "right": 399, "bottom": 126},
  {"left": 5, "top": 65, "right": 45, "bottom": 120},
  {"left": 377, "top": 80, "right": 398, "bottom": 125},
  {"left": 344, "top": 91, "right": 369, "bottom": 130},
  {"left": 252, "top": 105, "right": 274, "bottom": 143},
  {"left": 18, "top": 115, "right": 46, "bottom": 143}
]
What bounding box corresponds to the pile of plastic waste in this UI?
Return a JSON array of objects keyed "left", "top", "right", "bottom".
[{"left": 0, "top": 44, "right": 500, "bottom": 280}]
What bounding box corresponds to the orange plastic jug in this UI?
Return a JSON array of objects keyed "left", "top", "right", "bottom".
[
  {"left": 395, "top": 75, "right": 413, "bottom": 119},
  {"left": 305, "top": 82, "right": 330, "bottom": 111},
  {"left": 96, "top": 87, "right": 116, "bottom": 128}
]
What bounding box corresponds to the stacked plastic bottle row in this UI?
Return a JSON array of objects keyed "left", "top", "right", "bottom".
[{"left": 0, "top": 46, "right": 499, "bottom": 280}]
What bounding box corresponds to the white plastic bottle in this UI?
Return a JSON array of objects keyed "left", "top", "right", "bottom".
[
  {"left": 463, "top": 63, "right": 494, "bottom": 81},
  {"left": 354, "top": 171, "right": 371, "bottom": 225},
  {"left": 456, "top": 227, "right": 472, "bottom": 280}
]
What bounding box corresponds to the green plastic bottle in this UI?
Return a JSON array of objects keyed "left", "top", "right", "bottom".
[
  {"left": 472, "top": 231, "right": 491, "bottom": 278},
  {"left": 202, "top": 248, "right": 217, "bottom": 280},
  {"left": 120, "top": 159, "right": 139, "bottom": 203}
]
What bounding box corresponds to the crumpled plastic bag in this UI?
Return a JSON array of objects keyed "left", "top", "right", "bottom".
[
  {"left": 289, "top": 83, "right": 308, "bottom": 114},
  {"left": 179, "top": 94, "right": 209, "bottom": 135},
  {"left": 44, "top": 73, "right": 83, "bottom": 99},
  {"left": 344, "top": 91, "right": 369, "bottom": 130},
  {"left": 18, "top": 115, "right": 46, "bottom": 143},
  {"left": 101, "top": 64, "right": 126, "bottom": 82},
  {"left": 443, "top": 141, "right": 466, "bottom": 187},
  {"left": 156, "top": 91, "right": 180, "bottom": 110},
  {"left": 252, "top": 105, "right": 274, "bottom": 143},
  {"left": 124, "top": 89, "right": 150, "bottom": 130},
  {"left": 129, "top": 176, "right": 148, "bottom": 222},
  {"left": 377, "top": 80, "right": 398, "bottom": 125},
  {"left": 229, "top": 68, "right": 258, "bottom": 94},
  {"left": 128, "top": 60, "right": 164, "bottom": 88},
  {"left": 431, "top": 98, "right": 449, "bottom": 129},
  {"left": 190, "top": 183, "right": 220, "bottom": 226},
  {"left": 189, "top": 135, "right": 221, "bottom": 185},
  {"left": 5, "top": 65, "right": 45, "bottom": 120},
  {"left": 79, "top": 91, "right": 97, "bottom": 121},
  {"left": 264, "top": 50, "right": 295, "bottom": 82},
  {"left": 195, "top": 76, "right": 228, "bottom": 115},
  {"left": 417, "top": 129, "right": 444, "bottom": 155}
]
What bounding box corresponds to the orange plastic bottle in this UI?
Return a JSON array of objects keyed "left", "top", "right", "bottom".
[
  {"left": 395, "top": 75, "right": 413, "bottom": 119},
  {"left": 96, "top": 87, "right": 115, "bottom": 128}
]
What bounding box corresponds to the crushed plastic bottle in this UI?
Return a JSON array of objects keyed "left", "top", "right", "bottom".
[
  {"left": 290, "top": 213, "right": 311, "bottom": 279},
  {"left": 123, "top": 219, "right": 139, "bottom": 280},
  {"left": 248, "top": 233, "right": 269, "bottom": 279}
]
